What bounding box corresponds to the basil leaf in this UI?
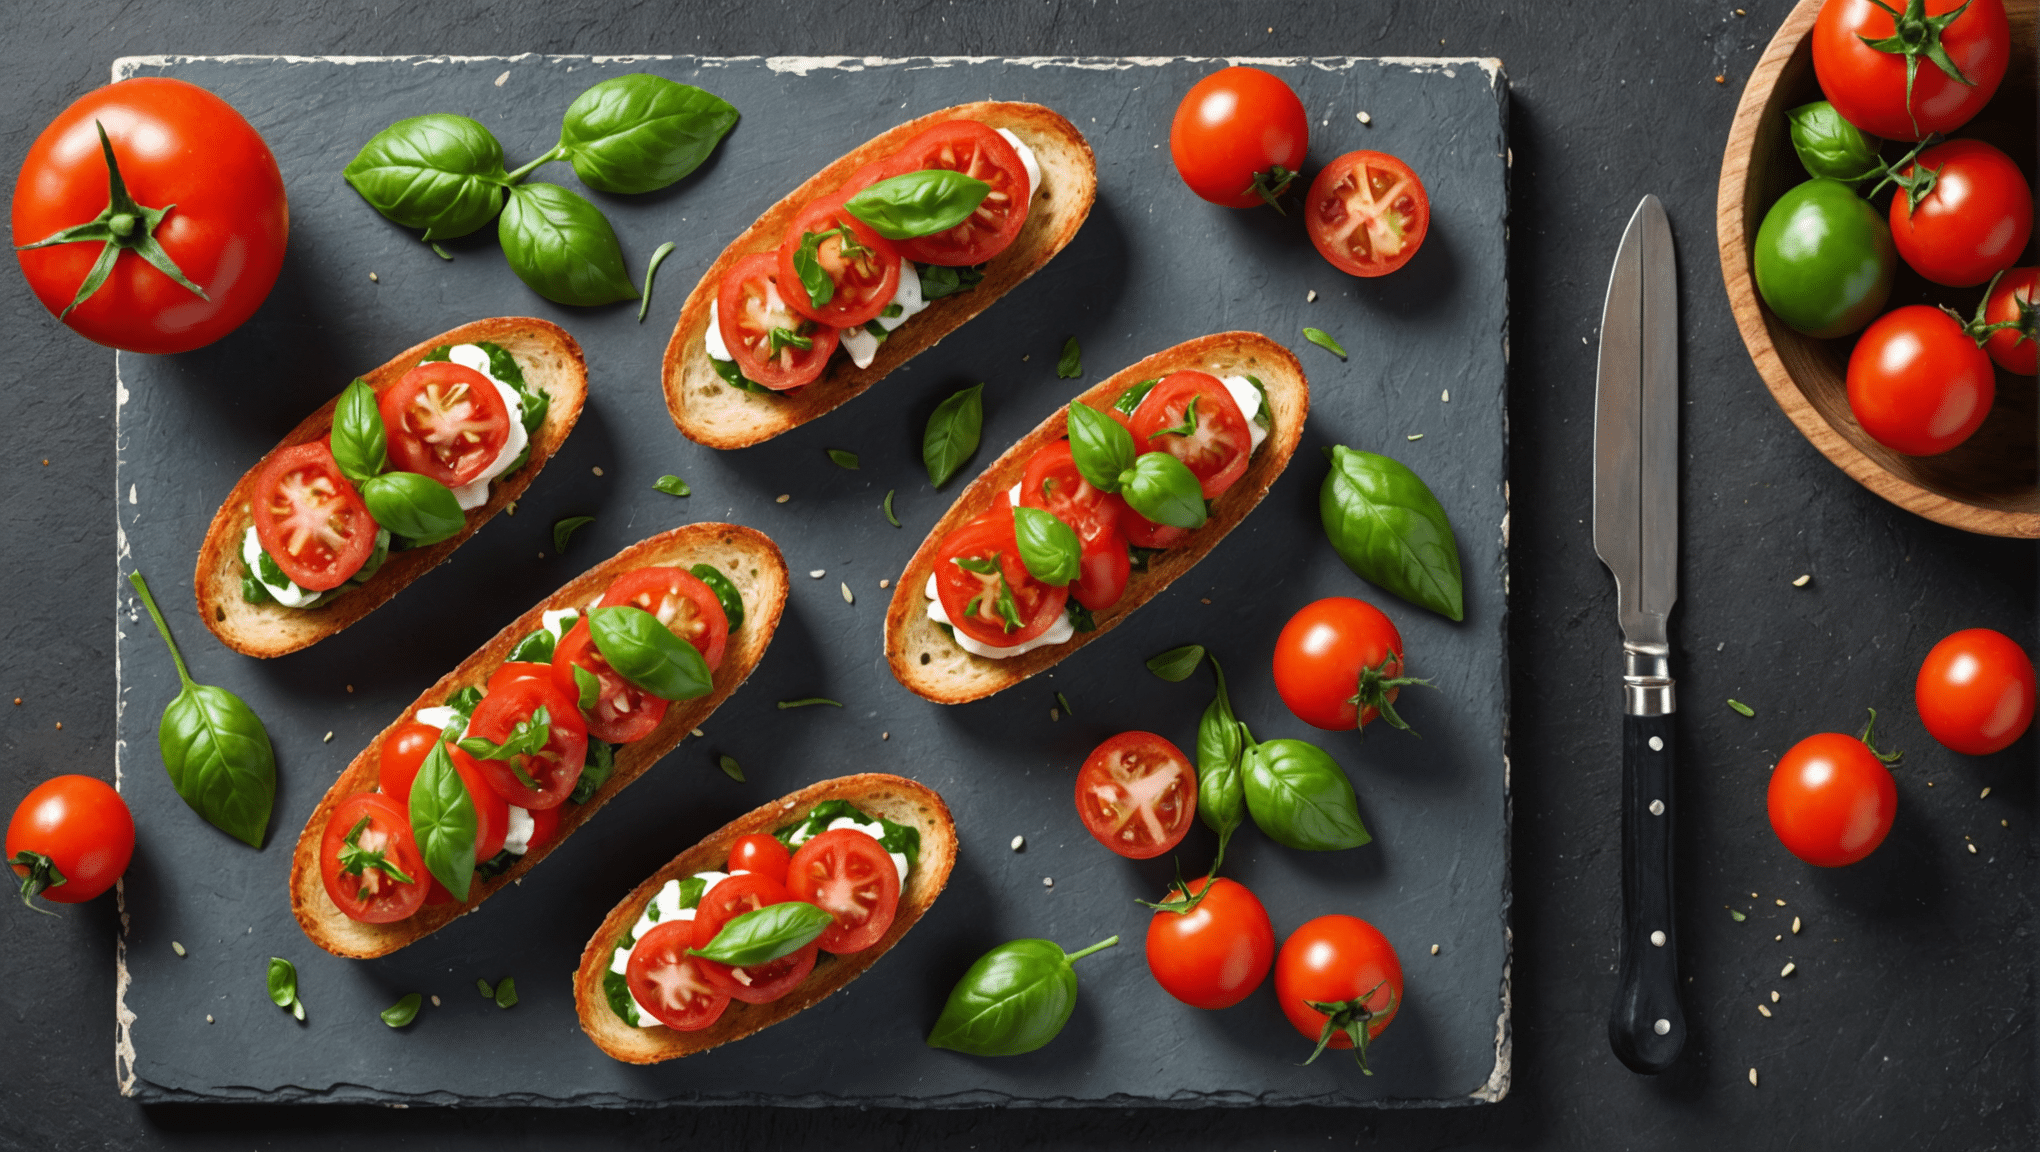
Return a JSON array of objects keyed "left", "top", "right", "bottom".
[
  {"left": 342, "top": 114, "right": 509, "bottom": 240},
  {"left": 507, "top": 627, "right": 557, "bottom": 664},
  {"left": 444, "top": 685, "right": 485, "bottom": 723},
  {"left": 1320, "top": 445, "right": 1464, "bottom": 621},
  {"left": 719, "top": 754, "right": 745, "bottom": 782},
  {"left": 361, "top": 471, "right": 466, "bottom": 546},
  {"left": 1303, "top": 327, "right": 1347, "bottom": 359},
  {"left": 589, "top": 606, "right": 713, "bottom": 701},
  {"left": 570, "top": 740, "right": 616, "bottom": 804},
  {"left": 380, "top": 993, "right": 422, "bottom": 1028},
  {"left": 1243, "top": 738, "right": 1370, "bottom": 851},
  {"left": 409, "top": 740, "right": 478, "bottom": 902},
  {"left": 923, "top": 383, "right": 985, "bottom": 488},
  {"left": 917, "top": 263, "right": 984, "bottom": 300},
  {"left": 883, "top": 488, "right": 901, "bottom": 528},
  {"left": 267, "top": 957, "right": 298, "bottom": 1010},
  {"left": 330, "top": 379, "right": 388, "bottom": 484},
  {"left": 655, "top": 474, "right": 691, "bottom": 497},
  {"left": 572, "top": 665, "right": 601, "bottom": 714},
  {"left": 791, "top": 228, "right": 841, "bottom": 309},
  {"left": 1065, "top": 599, "right": 1096, "bottom": 633},
  {"left": 1113, "top": 378, "right": 1159, "bottom": 417},
  {"left": 493, "top": 977, "right": 518, "bottom": 1009},
  {"left": 827, "top": 448, "right": 860, "bottom": 470},
  {"left": 476, "top": 978, "right": 495, "bottom": 998},
  {"left": 1195, "top": 656, "right": 1247, "bottom": 838},
  {"left": 1152, "top": 394, "right": 1200, "bottom": 439},
  {"left": 843, "top": 169, "right": 991, "bottom": 239},
  {"left": 558, "top": 75, "right": 739, "bottom": 195},
  {"left": 710, "top": 354, "right": 773, "bottom": 394},
  {"left": 1787, "top": 101, "right": 1884, "bottom": 183},
  {"left": 498, "top": 183, "right": 638, "bottom": 307},
  {"left": 553, "top": 515, "right": 595, "bottom": 554},
  {"left": 602, "top": 952, "right": 640, "bottom": 1025},
  {"left": 240, "top": 568, "right": 273, "bottom": 605},
  {"left": 638, "top": 240, "right": 677, "bottom": 323},
  {"left": 688, "top": 901, "right": 834, "bottom": 966},
  {"left": 926, "top": 936, "right": 1118, "bottom": 1057},
  {"left": 458, "top": 705, "right": 551, "bottom": 763},
  {"left": 1120, "top": 452, "right": 1207, "bottom": 530},
  {"left": 1056, "top": 336, "right": 1082, "bottom": 379},
  {"left": 1066, "top": 401, "right": 1136, "bottom": 492},
  {"left": 127, "top": 571, "right": 276, "bottom": 848},
  {"left": 689, "top": 563, "right": 746, "bottom": 629},
  {"left": 1012, "top": 506, "right": 1080, "bottom": 586},
  {"left": 1145, "top": 644, "right": 1206, "bottom": 682}
]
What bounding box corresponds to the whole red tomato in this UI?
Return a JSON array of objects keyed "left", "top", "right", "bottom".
[
  {"left": 1169, "top": 67, "right": 1308, "bottom": 210},
  {"left": 1272, "top": 597, "right": 1428, "bottom": 733},
  {"left": 1982, "top": 267, "right": 2037, "bottom": 375},
  {"left": 1916, "top": 628, "right": 2035, "bottom": 756},
  {"left": 1144, "top": 876, "right": 1275, "bottom": 1010},
  {"left": 1813, "top": 0, "right": 2010, "bottom": 140},
  {"left": 1274, "top": 914, "right": 1403, "bottom": 1069},
  {"left": 12, "top": 77, "right": 288, "bottom": 353},
  {"left": 1767, "top": 714, "right": 1899, "bottom": 867},
  {"left": 1888, "top": 140, "right": 2032, "bottom": 287},
  {"left": 1845, "top": 304, "right": 1994, "bottom": 456},
  {"left": 7, "top": 775, "right": 135, "bottom": 908}
]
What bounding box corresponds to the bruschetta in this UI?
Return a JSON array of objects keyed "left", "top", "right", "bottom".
[
  {"left": 574, "top": 773, "right": 956, "bottom": 1063},
  {"left": 663, "top": 101, "right": 1096, "bottom": 449},
  {"left": 885, "top": 332, "right": 1308, "bottom": 704},
  {"left": 289, "top": 523, "right": 788, "bottom": 959},
  {"left": 196, "top": 317, "right": 588, "bottom": 658}
]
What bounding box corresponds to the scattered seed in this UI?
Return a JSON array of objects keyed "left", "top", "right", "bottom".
[
  {"left": 171, "top": 941, "right": 186, "bottom": 957},
  {"left": 809, "top": 569, "right": 825, "bottom": 579},
  {"left": 1771, "top": 991, "right": 1780, "bottom": 1003},
  {"left": 1306, "top": 289, "right": 1318, "bottom": 303},
  {"left": 882, "top": 732, "right": 889, "bottom": 740},
  {"left": 431, "top": 995, "right": 442, "bottom": 1007},
  {"left": 54, "top": 722, "right": 61, "bottom": 730},
  {"left": 1774, "top": 934, "right": 1782, "bottom": 941},
  {"left": 2003, "top": 819, "right": 2010, "bottom": 827},
  {"left": 1430, "top": 944, "right": 1440, "bottom": 955},
  {"left": 1792, "top": 917, "right": 1801, "bottom": 934},
  {"left": 1981, "top": 786, "right": 1991, "bottom": 799},
  {"left": 1927, "top": 781, "right": 1934, "bottom": 787},
  {"left": 841, "top": 582, "right": 854, "bottom": 604},
  {"left": 1751, "top": 892, "right": 1758, "bottom": 898},
  {"left": 776, "top": 494, "right": 791, "bottom": 504},
  {"left": 1442, "top": 389, "right": 1450, "bottom": 403},
  {"left": 691, "top": 728, "right": 704, "bottom": 738},
  {"left": 1056, "top": 691, "right": 1074, "bottom": 717},
  {"left": 1758, "top": 1004, "right": 1772, "bottom": 1018},
  {"left": 1407, "top": 433, "right": 1424, "bottom": 441},
  {"left": 504, "top": 501, "right": 518, "bottom": 515},
  {"left": 1728, "top": 699, "right": 1754, "bottom": 717},
  {"left": 323, "top": 732, "right": 333, "bottom": 743},
  {"left": 879, "top": 578, "right": 891, "bottom": 589},
  {"left": 1357, "top": 110, "right": 1373, "bottom": 124},
  {"left": 347, "top": 685, "right": 355, "bottom": 693},
  {"left": 1011, "top": 835, "right": 1025, "bottom": 851},
  {"left": 12, "top": 698, "right": 20, "bottom": 705},
  {"left": 1042, "top": 877, "right": 1054, "bottom": 887},
  {"left": 1049, "top": 708, "right": 1061, "bottom": 722},
  {"left": 1200, "top": 598, "right": 1211, "bottom": 605},
  {"left": 1728, "top": 908, "right": 1746, "bottom": 922},
  {"left": 1775, "top": 898, "right": 1786, "bottom": 906},
  {"left": 1736, "top": 7, "right": 1746, "bottom": 14},
  {"left": 206, "top": 1014, "right": 214, "bottom": 1024},
  {"left": 369, "top": 272, "right": 379, "bottom": 282},
  {"left": 1968, "top": 843, "right": 1978, "bottom": 854},
  {"left": 1780, "top": 962, "right": 1796, "bottom": 978},
  {"left": 1792, "top": 574, "right": 1811, "bottom": 587},
  {"left": 1716, "top": 75, "right": 1727, "bottom": 84}
]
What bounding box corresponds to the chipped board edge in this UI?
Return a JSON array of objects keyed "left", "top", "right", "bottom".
[{"left": 114, "top": 349, "right": 138, "bottom": 1098}]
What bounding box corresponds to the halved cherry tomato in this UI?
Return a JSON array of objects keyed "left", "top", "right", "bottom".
[
  {"left": 376, "top": 721, "right": 444, "bottom": 800},
  {"left": 319, "top": 793, "right": 428, "bottom": 923},
  {"left": 1145, "top": 876, "right": 1273, "bottom": 1010},
  {"left": 1768, "top": 725, "right": 1898, "bottom": 867},
  {"left": 729, "top": 833, "right": 792, "bottom": 885},
  {"left": 598, "top": 567, "right": 729, "bottom": 672},
  {"left": 1129, "top": 371, "right": 1252, "bottom": 499},
  {"left": 1020, "top": 441, "right": 1133, "bottom": 611},
  {"left": 457, "top": 677, "right": 587, "bottom": 810},
  {"left": 691, "top": 872, "right": 818, "bottom": 1004},
  {"left": 378, "top": 361, "right": 512, "bottom": 487},
  {"left": 716, "top": 252, "right": 840, "bottom": 390},
  {"left": 1813, "top": 0, "right": 2010, "bottom": 140},
  {"left": 1888, "top": 140, "right": 2032, "bottom": 287},
  {"left": 1275, "top": 914, "right": 1403, "bottom": 1068},
  {"left": 786, "top": 828, "right": 901, "bottom": 955},
  {"left": 625, "top": 920, "right": 731, "bottom": 1031},
  {"left": 932, "top": 509, "right": 1069, "bottom": 649},
  {"left": 1916, "top": 628, "right": 2035, "bottom": 756},
  {"left": 551, "top": 617, "right": 667, "bottom": 744},
  {"left": 1983, "top": 267, "right": 2038, "bottom": 375},
  {"left": 1306, "top": 151, "right": 1430, "bottom": 278},
  {"left": 487, "top": 661, "right": 553, "bottom": 694},
  {"left": 889, "top": 121, "right": 1032, "bottom": 266},
  {"left": 251, "top": 441, "right": 377, "bottom": 591},
  {"left": 1074, "top": 731, "right": 1196, "bottom": 860},
  {"left": 1169, "top": 66, "right": 1308, "bottom": 210},
  {"left": 777, "top": 192, "right": 901, "bottom": 328},
  {"left": 1846, "top": 304, "right": 1994, "bottom": 456}
]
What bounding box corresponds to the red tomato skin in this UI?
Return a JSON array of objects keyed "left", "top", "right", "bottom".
[
  {"left": 728, "top": 833, "right": 792, "bottom": 885},
  {"left": 775, "top": 192, "right": 901, "bottom": 328},
  {"left": 1916, "top": 628, "right": 2036, "bottom": 755},
  {"left": 379, "top": 361, "right": 513, "bottom": 487},
  {"left": 1305, "top": 151, "right": 1432, "bottom": 278},
  {"left": 1144, "top": 877, "right": 1275, "bottom": 1010},
  {"left": 1983, "top": 267, "right": 2038, "bottom": 375},
  {"left": 889, "top": 121, "right": 1032, "bottom": 266},
  {"left": 251, "top": 441, "right": 378, "bottom": 591},
  {"left": 691, "top": 873, "right": 818, "bottom": 1003},
  {"left": 932, "top": 510, "right": 1069, "bottom": 649},
  {"left": 11, "top": 78, "right": 288, "bottom": 353},
  {"left": 1272, "top": 597, "right": 1406, "bottom": 731},
  {"left": 715, "top": 252, "right": 840, "bottom": 390},
  {"left": 5, "top": 775, "right": 134, "bottom": 903},
  {"left": 1767, "top": 732, "right": 1898, "bottom": 867},
  {"left": 550, "top": 616, "right": 668, "bottom": 744},
  {"left": 625, "top": 920, "right": 731, "bottom": 1031},
  {"left": 1888, "top": 140, "right": 2032, "bottom": 287},
  {"left": 518, "top": 803, "right": 561, "bottom": 857},
  {"left": 785, "top": 828, "right": 901, "bottom": 954},
  {"left": 598, "top": 567, "right": 729, "bottom": 672},
  {"left": 1274, "top": 915, "right": 1404, "bottom": 1049},
  {"left": 376, "top": 722, "right": 443, "bottom": 800},
  {"left": 318, "top": 793, "right": 429, "bottom": 923},
  {"left": 460, "top": 678, "right": 587, "bottom": 810},
  {"left": 1169, "top": 67, "right": 1308, "bottom": 209},
  {"left": 1813, "top": 0, "right": 2010, "bottom": 140},
  {"left": 449, "top": 751, "right": 509, "bottom": 863},
  {"left": 1845, "top": 305, "right": 1995, "bottom": 456},
  {"left": 1128, "top": 371, "right": 1253, "bottom": 499},
  {"left": 1073, "top": 731, "right": 1197, "bottom": 859}
]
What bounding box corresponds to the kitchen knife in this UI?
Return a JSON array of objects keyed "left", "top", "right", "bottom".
[{"left": 1592, "top": 194, "right": 1684, "bottom": 1075}]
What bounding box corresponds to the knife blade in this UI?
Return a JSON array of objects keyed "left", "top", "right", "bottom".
[{"left": 1592, "top": 194, "right": 1684, "bottom": 1075}]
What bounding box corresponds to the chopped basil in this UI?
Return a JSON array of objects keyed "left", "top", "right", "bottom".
[
  {"left": 1243, "top": 374, "right": 1273, "bottom": 431},
  {"left": 917, "top": 263, "right": 984, "bottom": 300},
  {"left": 773, "top": 799, "right": 919, "bottom": 869},
  {"left": 710, "top": 353, "right": 774, "bottom": 395},
  {"left": 602, "top": 948, "right": 640, "bottom": 1025},
  {"left": 1065, "top": 599, "right": 1097, "bottom": 633},
  {"left": 443, "top": 685, "right": 485, "bottom": 724},
  {"left": 569, "top": 740, "right": 617, "bottom": 804},
  {"left": 1113, "top": 378, "right": 1159, "bottom": 417},
  {"left": 475, "top": 848, "right": 519, "bottom": 880}
]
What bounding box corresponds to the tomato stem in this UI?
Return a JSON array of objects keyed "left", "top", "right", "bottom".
[
  {"left": 1856, "top": 707, "right": 1905, "bottom": 766},
  {"left": 1135, "top": 826, "right": 1234, "bottom": 916},
  {"left": 1300, "top": 981, "right": 1395, "bottom": 1072},
  {"left": 8, "top": 850, "right": 66, "bottom": 915},
  {"left": 1858, "top": 0, "right": 1980, "bottom": 139},
  {"left": 1953, "top": 269, "right": 2031, "bottom": 349},
  {"left": 1243, "top": 165, "right": 1298, "bottom": 214},
  {"left": 1346, "top": 652, "right": 1436, "bottom": 736}
]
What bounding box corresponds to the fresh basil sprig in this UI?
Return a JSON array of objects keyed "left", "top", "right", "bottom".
[
  {"left": 1320, "top": 445, "right": 1464, "bottom": 621},
  {"left": 409, "top": 740, "right": 478, "bottom": 902},
  {"left": 1064, "top": 402, "right": 1209, "bottom": 530},
  {"left": 926, "top": 936, "right": 1119, "bottom": 1056},
  {"left": 458, "top": 706, "right": 552, "bottom": 765},
  {"left": 588, "top": 606, "right": 713, "bottom": 701},
  {"left": 335, "top": 815, "right": 416, "bottom": 899},
  {"left": 267, "top": 957, "right": 306, "bottom": 1022},
  {"left": 1244, "top": 739, "right": 1371, "bottom": 852},
  {"left": 381, "top": 993, "right": 422, "bottom": 1028},
  {"left": 360, "top": 471, "right": 466, "bottom": 546},
  {"left": 499, "top": 183, "right": 639, "bottom": 306},
  {"left": 923, "top": 383, "right": 985, "bottom": 488},
  {"left": 1146, "top": 644, "right": 1206, "bottom": 682},
  {"left": 330, "top": 379, "right": 389, "bottom": 485},
  {"left": 844, "top": 169, "right": 991, "bottom": 239},
  {"left": 689, "top": 563, "right": 746, "bottom": 630},
  {"left": 127, "top": 571, "right": 276, "bottom": 848},
  {"left": 1012, "top": 506, "right": 1080, "bottom": 586},
  {"left": 1787, "top": 101, "right": 1885, "bottom": 184},
  {"left": 557, "top": 75, "right": 739, "bottom": 194},
  {"left": 791, "top": 226, "right": 869, "bottom": 310},
  {"left": 343, "top": 114, "right": 510, "bottom": 240},
  {"left": 689, "top": 901, "right": 834, "bottom": 966}
]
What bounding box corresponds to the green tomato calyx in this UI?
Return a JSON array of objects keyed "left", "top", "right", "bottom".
[
  {"left": 1857, "top": 0, "right": 1979, "bottom": 138},
  {"left": 1347, "top": 652, "right": 1436, "bottom": 736},
  {"left": 8, "top": 849, "right": 66, "bottom": 915},
  {"left": 1244, "top": 164, "right": 1298, "bottom": 214},
  {"left": 1301, "top": 981, "right": 1396, "bottom": 1073}
]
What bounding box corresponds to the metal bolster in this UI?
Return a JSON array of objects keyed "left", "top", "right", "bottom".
[{"left": 1623, "top": 642, "right": 1675, "bottom": 716}]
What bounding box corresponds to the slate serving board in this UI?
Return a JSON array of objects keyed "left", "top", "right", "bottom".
[{"left": 111, "top": 53, "right": 1509, "bottom": 1108}]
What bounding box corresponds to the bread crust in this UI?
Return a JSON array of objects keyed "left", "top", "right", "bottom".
[
  {"left": 195, "top": 317, "right": 589, "bottom": 658},
  {"left": 288, "top": 523, "right": 789, "bottom": 959},
  {"left": 573, "top": 773, "right": 956, "bottom": 1064},
  {"left": 884, "top": 332, "right": 1309, "bottom": 704},
  {"left": 662, "top": 101, "right": 1096, "bottom": 449}
]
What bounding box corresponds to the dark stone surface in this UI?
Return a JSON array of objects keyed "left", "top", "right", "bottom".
[{"left": 0, "top": 2, "right": 2031, "bottom": 1149}]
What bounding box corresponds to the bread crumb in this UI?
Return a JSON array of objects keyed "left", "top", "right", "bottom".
[
  {"left": 591, "top": 466, "right": 604, "bottom": 477},
  {"left": 879, "top": 578, "right": 891, "bottom": 589},
  {"left": 1306, "top": 289, "right": 1318, "bottom": 303},
  {"left": 776, "top": 494, "right": 791, "bottom": 504},
  {"left": 1357, "top": 111, "right": 1372, "bottom": 124},
  {"left": 1792, "top": 574, "right": 1811, "bottom": 587},
  {"left": 1011, "top": 835, "right": 1025, "bottom": 851}
]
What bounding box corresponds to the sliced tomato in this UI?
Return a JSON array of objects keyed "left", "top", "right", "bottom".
[
  {"left": 625, "top": 920, "right": 731, "bottom": 1031},
  {"left": 785, "top": 828, "right": 901, "bottom": 955},
  {"left": 551, "top": 617, "right": 668, "bottom": 745},
  {"left": 717, "top": 252, "right": 840, "bottom": 390},
  {"left": 515, "top": 803, "right": 560, "bottom": 857},
  {"left": 777, "top": 192, "right": 902, "bottom": 328},
  {"left": 889, "top": 121, "right": 1031, "bottom": 266},
  {"left": 729, "top": 833, "right": 792, "bottom": 885},
  {"left": 1074, "top": 731, "right": 1197, "bottom": 860},
  {"left": 1129, "top": 371, "right": 1252, "bottom": 498},
  {"left": 1020, "top": 440, "right": 1133, "bottom": 611},
  {"left": 598, "top": 567, "right": 730, "bottom": 672},
  {"left": 691, "top": 872, "right": 819, "bottom": 1004},
  {"left": 319, "top": 793, "right": 428, "bottom": 923},
  {"left": 487, "top": 661, "right": 553, "bottom": 694},
  {"left": 376, "top": 721, "right": 444, "bottom": 800},
  {"left": 933, "top": 509, "right": 1069, "bottom": 649},
  {"left": 251, "top": 441, "right": 377, "bottom": 591},
  {"left": 1121, "top": 502, "right": 1190, "bottom": 550},
  {"left": 378, "top": 361, "right": 512, "bottom": 487},
  {"left": 457, "top": 677, "right": 587, "bottom": 810},
  {"left": 1306, "top": 151, "right": 1430, "bottom": 278}
]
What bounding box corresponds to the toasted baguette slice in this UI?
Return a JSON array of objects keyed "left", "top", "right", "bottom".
[
  {"left": 885, "top": 332, "right": 1309, "bottom": 704},
  {"left": 195, "top": 317, "right": 588, "bottom": 659},
  {"left": 574, "top": 773, "right": 956, "bottom": 1063},
  {"left": 289, "top": 523, "right": 789, "bottom": 959},
  {"left": 663, "top": 102, "right": 1096, "bottom": 449}
]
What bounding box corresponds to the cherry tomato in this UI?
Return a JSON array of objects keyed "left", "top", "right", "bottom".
[
  {"left": 251, "top": 441, "right": 377, "bottom": 591},
  {"left": 1169, "top": 67, "right": 1308, "bottom": 210},
  {"left": 1120, "top": 502, "right": 1189, "bottom": 550},
  {"left": 487, "top": 662, "right": 553, "bottom": 694},
  {"left": 1272, "top": 597, "right": 1419, "bottom": 733},
  {"left": 12, "top": 77, "right": 288, "bottom": 354},
  {"left": 1019, "top": 441, "right": 1132, "bottom": 611},
  {"left": 1306, "top": 151, "right": 1431, "bottom": 278},
  {"left": 889, "top": 121, "right": 1032, "bottom": 266},
  {"left": 1144, "top": 876, "right": 1274, "bottom": 1009},
  {"left": 777, "top": 191, "right": 901, "bottom": 328},
  {"left": 318, "top": 793, "right": 428, "bottom": 923},
  {"left": 932, "top": 509, "right": 1069, "bottom": 649},
  {"left": 1074, "top": 731, "right": 1196, "bottom": 860},
  {"left": 785, "top": 828, "right": 901, "bottom": 955},
  {"left": 598, "top": 567, "right": 729, "bottom": 672},
  {"left": 6, "top": 775, "right": 133, "bottom": 907},
  {"left": 1888, "top": 140, "right": 2032, "bottom": 288},
  {"left": 377, "top": 361, "right": 513, "bottom": 487},
  {"left": 1845, "top": 304, "right": 1995, "bottom": 456},
  {"left": 1127, "top": 371, "right": 1254, "bottom": 499},
  {"left": 728, "top": 833, "right": 792, "bottom": 885},
  {"left": 458, "top": 677, "right": 587, "bottom": 810},
  {"left": 691, "top": 872, "right": 818, "bottom": 1003},
  {"left": 376, "top": 721, "right": 443, "bottom": 799},
  {"left": 516, "top": 803, "right": 561, "bottom": 857},
  {"left": 1813, "top": 0, "right": 2010, "bottom": 140},
  {"left": 1982, "top": 266, "right": 2038, "bottom": 376},
  {"left": 1916, "top": 628, "right": 2035, "bottom": 755},
  {"left": 716, "top": 252, "right": 839, "bottom": 390},
  {"left": 1767, "top": 721, "right": 1899, "bottom": 866},
  {"left": 550, "top": 616, "right": 667, "bottom": 744},
  {"left": 625, "top": 920, "right": 731, "bottom": 1031},
  {"left": 1274, "top": 914, "right": 1403, "bottom": 1069}
]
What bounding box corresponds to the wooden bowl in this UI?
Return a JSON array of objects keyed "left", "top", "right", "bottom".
[{"left": 1718, "top": 0, "right": 2039, "bottom": 537}]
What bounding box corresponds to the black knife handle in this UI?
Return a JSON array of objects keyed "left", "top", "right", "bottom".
[{"left": 1609, "top": 711, "right": 1684, "bottom": 1073}]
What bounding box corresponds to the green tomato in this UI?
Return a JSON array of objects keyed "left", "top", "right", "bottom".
[{"left": 1753, "top": 179, "right": 1894, "bottom": 339}]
